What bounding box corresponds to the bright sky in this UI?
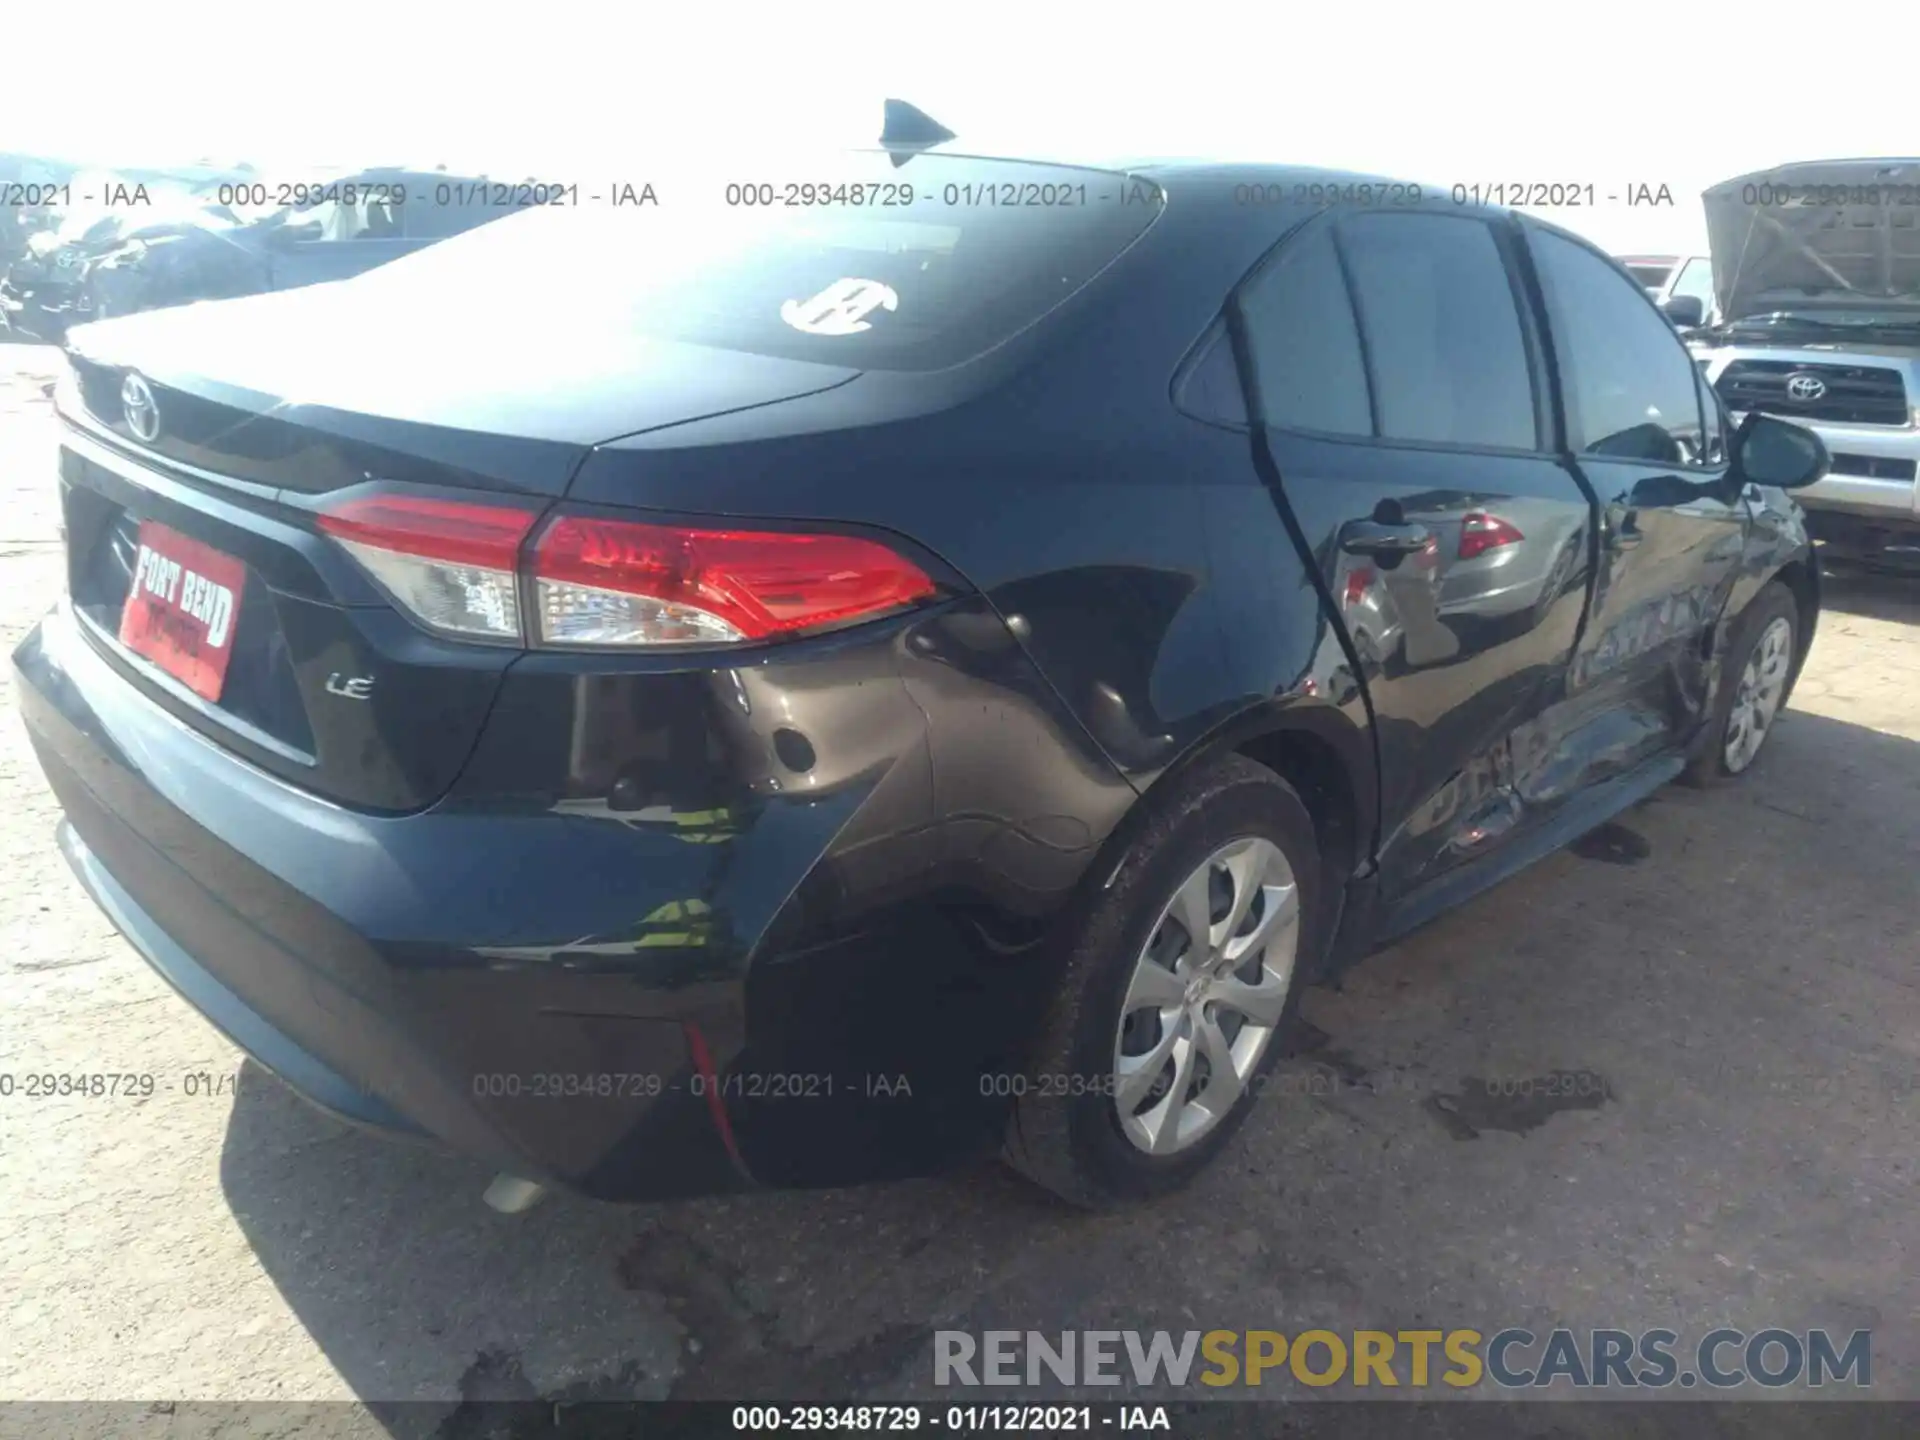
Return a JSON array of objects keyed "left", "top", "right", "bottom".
[{"left": 6, "top": 0, "right": 1916, "bottom": 257}]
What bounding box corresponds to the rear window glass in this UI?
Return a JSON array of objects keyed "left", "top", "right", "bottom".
[
  {"left": 354, "top": 154, "right": 1165, "bottom": 371},
  {"left": 1237, "top": 224, "right": 1372, "bottom": 436}
]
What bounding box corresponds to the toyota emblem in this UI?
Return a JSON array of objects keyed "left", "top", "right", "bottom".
[
  {"left": 1785, "top": 373, "right": 1827, "bottom": 403},
  {"left": 120, "top": 373, "right": 160, "bottom": 443}
]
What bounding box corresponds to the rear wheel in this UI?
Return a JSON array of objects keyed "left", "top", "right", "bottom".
[
  {"left": 1003, "top": 755, "right": 1322, "bottom": 1207},
  {"left": 1682, "top": 581, "right": 1799, "bottom": 787}
]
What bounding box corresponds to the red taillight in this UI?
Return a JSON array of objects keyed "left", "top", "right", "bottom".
[
  {"left": 1457, "top": 512, "right": 1525, "bottom": 560},
  {"left": 530, "top": 516, "right": 938, "bottom": 648},
  {"left": 315, "top": 491, "right": 940, "bottom": 650},
  {"left": 316, "top": 494, "right": 537, "bottom": 569},
  {"left": 1342, "top": 564, "right": 1375, "bottom": 607},
  {"left": 317, "top": 495, "right": 538, "bottom": 643}
]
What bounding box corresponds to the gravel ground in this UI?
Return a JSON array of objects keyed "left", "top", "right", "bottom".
[{"left": 1, "top": 340, "right": 1916, "bottom": 1423}]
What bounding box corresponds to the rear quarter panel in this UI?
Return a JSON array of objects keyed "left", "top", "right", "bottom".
[{"left": 565, "top": 178, "right": 1369, "bottom": 818}]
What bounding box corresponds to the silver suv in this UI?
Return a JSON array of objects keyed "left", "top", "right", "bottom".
[{"left": 1686, "top": 159, "right": 1920, "bottom": 569}]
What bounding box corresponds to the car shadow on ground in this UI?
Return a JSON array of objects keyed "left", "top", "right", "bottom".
[
  {"left": 218, "top": 1061, "right": 1091, "bottom": 1424},
  {"left": 217, "top": 575, "right": 1920, "bottom": 1426}
]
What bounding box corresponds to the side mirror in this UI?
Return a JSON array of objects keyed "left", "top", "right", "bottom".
[
  {"left": 1660, "top": 294, "right": 1705, "bottom": 328},
  {"left": 1731, "top": 411, "right": 1828, "bottom": 490}
]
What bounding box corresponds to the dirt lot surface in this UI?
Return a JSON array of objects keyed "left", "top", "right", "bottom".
[{"left": 2, "top": 341, "right": 1916, "bottom": 1426}]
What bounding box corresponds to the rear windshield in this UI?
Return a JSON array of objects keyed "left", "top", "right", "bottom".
[{"left": 354, "top": 152, "right": 1164, "bottom": 370}]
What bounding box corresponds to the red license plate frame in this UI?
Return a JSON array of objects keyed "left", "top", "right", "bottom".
[{"left": 117, "top": 520, "right": 248, "bottom": 703}]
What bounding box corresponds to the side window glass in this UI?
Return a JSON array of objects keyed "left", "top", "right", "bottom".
[
  {"left": 1530, "top": 229, "right": 1709, "bottom": 465},
  {"left": 1695, "top": 367, "right": 1726, "bottom": 466},
  {"left": 1175, "top": 326, "right": 1249, "bottom": 428},
  {"left": 1337, "top": 212, "right": 1538, "bottom": 451},
  {"left": 291, "top": 199, "right": 340, "bottom": 242},
  {"left": 405, "top": 187, "right": 485, "bottom": 241},
  {"left": 360, "top": 196, "right": 400, "bottom": 238},
  {"left": 1670, "top": 257, "right": 1714, "bottom": 309},
  {"left": 293, "top": 197, "right": 382, "bottom": 243},
  {"left": 1235, "top": 224, "right": 1372, "bottom": 437}
]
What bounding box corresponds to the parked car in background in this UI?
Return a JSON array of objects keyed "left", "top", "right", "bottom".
[
  {"left": 14, "top": 150, "right": 1830, "bottom": 1212},
  {"left": 0, "top": 175, "right": 215, "bottom": 341},
  {"left": 1691, "top": 158, "right": 1920, "bottom": 570},
  {"left": 1616, "top": 252, "right": 1716, "bottom": 331},
  {"left": 1653, "top": 254, "right": 1715, "bottom": 329},
  {"left": 1618, "top": 253, "right": 1682, "bottom": 293},
  {"left": 1, "top": 228, "right": 91, "bottom": 335},
  {"left": 5, "top": 167, "right": 535, "bottom": 341},
  {"left": 84, "top": 167, "right": 547, "bottom": 327}
]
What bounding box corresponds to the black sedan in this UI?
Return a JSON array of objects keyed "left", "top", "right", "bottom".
[{"left": 13, "top": 149, "right": 1828, "bottom": 1208}]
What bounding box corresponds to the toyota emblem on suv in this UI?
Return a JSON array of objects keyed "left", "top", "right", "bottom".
[
  {"left": 121, "top": 373, "right": 160, "bottom": 442},
  {"left": 1785, "top": 373, "right": 1828, "bottom": 402}
]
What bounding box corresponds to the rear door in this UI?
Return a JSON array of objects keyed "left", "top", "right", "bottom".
[
  {"left": 1236, "top": 207, "right": 1594, "bottom": 900},
  {"left": 1522, "top": 222, "right": 1748, "bottom": 767}
]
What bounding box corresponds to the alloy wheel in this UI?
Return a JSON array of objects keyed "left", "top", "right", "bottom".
[
  {"left": 1724, "top": 615, "right": 1793, "bottom": 774},
  {"left": 1111, "top": 836, "right": 1300, "bottom": 1155}
]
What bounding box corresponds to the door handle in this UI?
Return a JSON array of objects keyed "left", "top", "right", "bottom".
[{"left": 1340, "top": 521, "right": 1433, "bottom": 558}]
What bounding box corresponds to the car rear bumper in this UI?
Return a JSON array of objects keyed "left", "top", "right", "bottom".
[
  {"left": 56, "top": 816, "right": 427, "bottom": 1138},
  {"left": 18, "top": 600, "right": 749, "bottom": 1198},
  {"left": 15, "top": 593, "right": 1134, "bottom": 1198}
]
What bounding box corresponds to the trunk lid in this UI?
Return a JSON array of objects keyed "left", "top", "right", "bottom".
[
  {"left": 55, "top": 285, "right": 862, "bottom": 814},
  {"left": 1705, "top": 159, "right": 1920, "bottom": 323},
  {"left": 63, "top": 284, "right": 860, "bottom": 494}
]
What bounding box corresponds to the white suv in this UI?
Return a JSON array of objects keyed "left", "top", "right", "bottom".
[{"left": 1686, "top": 159, "right": 1920, "bottom": 570}]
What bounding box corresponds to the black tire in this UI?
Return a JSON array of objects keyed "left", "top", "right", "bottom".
[
  {"left": 1002, "top": 754, "right": 1324, "bottom": 1208},
  {"left": 1680, "top": 580, "right": 1801, "bottom": 788}
]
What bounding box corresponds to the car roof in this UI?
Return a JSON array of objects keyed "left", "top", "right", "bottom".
[
  {"left": 885, "top": 148, "right": 1464, "bottom": 200},
  {"left": 1087, "top": 157, "right": 1544, "bottom": 239},
  {"left": 1028, "top": 153, "right": 1464, "bottom": 197},
  {"left": 1124, "top": 158, "right": 1412, "bottom": 185}
]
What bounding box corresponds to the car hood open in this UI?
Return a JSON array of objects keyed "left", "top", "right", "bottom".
[{"left": 1705, "top": 158, "right": 1920, "bottom": 322}]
